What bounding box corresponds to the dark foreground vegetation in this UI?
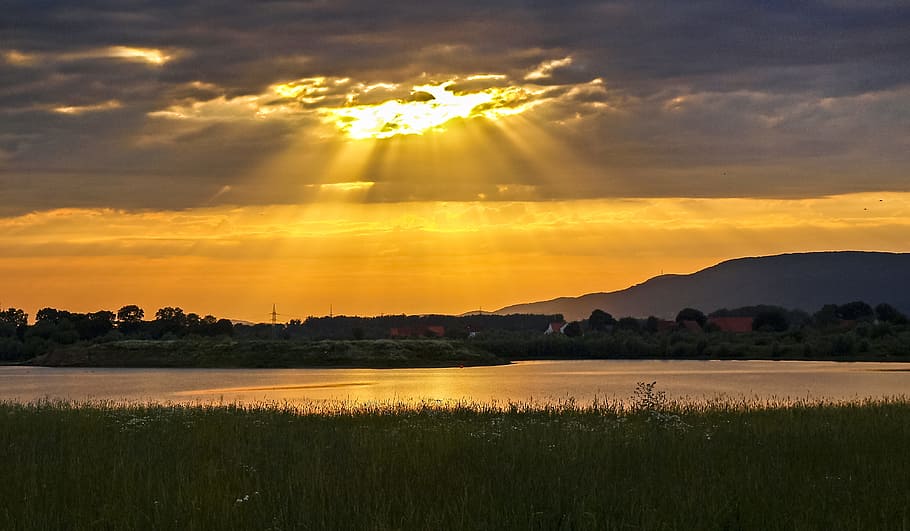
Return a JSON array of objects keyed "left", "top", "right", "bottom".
[
  {"left": 1, "top": 300, "right": 909, "bottom": 366},
  {"left": 2, "top": 394, "right": 909, "bottom": 530}
]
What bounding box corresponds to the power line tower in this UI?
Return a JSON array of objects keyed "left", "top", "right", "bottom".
[{"left": 271, "top": 303, "right": 278, "bottom": 338}]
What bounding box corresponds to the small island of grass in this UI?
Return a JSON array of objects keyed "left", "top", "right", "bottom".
[{"left": 29, "top": 338, "right": 505, "bottom": 369}]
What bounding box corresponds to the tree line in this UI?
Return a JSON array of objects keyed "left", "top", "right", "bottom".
[
  {"left": 0, "top": 305, "right": 234, "bottom": 360},
  {"left": 0, "top": 306, "right": 560, "bottom": 361},
  {"left": 583, "top": 300, "right": 907, "bottom": 334},
  {"left": 1, "top": 300, "right": 907, "bottom": 362},
  {"left": 473, "top": 301, "right": 910, "bottom": 360}
]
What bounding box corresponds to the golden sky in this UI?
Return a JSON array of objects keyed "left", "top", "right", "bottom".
[
  {"left": 3, "top": 193, "right": 908, "bottom": 322},
  {"left": 3, "top": 2, "right": 910, "bottom": 321}
]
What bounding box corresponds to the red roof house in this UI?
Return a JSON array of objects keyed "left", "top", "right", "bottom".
[
  {"left": 545, "top": 322, "right": 567, "bottom": 334},
  {"left": 390, "top": 325, "right": 445, "bottom": 338},
  {"left": 708, "top": 316, "right": 754, "bottom": 333}
]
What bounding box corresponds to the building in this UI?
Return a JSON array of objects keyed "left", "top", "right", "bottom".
[
  {"left": 708, "top": 316, "right": 754, "bottom": 333},
  {"left": 544, "top": 321, "right": 568, "bottom": 335},
  {"left": 390, "top": 325, "right": 445, "bottom": 338}
]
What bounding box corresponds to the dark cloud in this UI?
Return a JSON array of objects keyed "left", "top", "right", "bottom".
[{"left": 1, "top": 0, "right": 909, "bottom": 214}]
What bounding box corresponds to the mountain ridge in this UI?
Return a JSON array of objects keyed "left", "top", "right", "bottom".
[{"left": 494, "top": 251, "right": 910, "bottom": 321}]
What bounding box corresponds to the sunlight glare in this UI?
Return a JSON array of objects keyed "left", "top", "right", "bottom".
[{"left": 326, "top": 81, "right": 542, "bottom": 140}]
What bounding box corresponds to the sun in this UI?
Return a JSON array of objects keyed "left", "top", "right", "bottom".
[
  {"left": 325, "top": 80, "right": 542, "bottom": 140},
  {"left": 147, "top": 61, "right": 601, "bottom": 142}
]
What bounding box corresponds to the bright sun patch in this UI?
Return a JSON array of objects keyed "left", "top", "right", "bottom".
[
  {"left": 326, "top": 81, "right": 542, "bottom": 140},
  {"left": 147, "top": 58, "right": 606, "bottom": 140}
]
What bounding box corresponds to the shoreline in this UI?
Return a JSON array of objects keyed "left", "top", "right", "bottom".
[{"left": 20, "top": 353, "right": 910, "bottom": 369}]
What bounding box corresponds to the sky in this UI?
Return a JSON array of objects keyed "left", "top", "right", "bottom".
[{"left": 2, "top": 0, "right": 910, "bottom": 322}]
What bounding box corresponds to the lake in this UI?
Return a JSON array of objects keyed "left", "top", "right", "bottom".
[{"left": 2, "top": 359, "right": 909, "bottom": 406}]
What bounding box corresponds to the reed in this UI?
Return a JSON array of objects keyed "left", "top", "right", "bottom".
[{"left": 1, "top": 396, "right": 908, "bottom": 530}]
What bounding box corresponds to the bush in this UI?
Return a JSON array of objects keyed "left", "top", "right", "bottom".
[
  {"left": 0, "top": 321, "right": 17, "bottom": 339},
  {"left": 616, "top": 317, "right": 641, "bottom": 333},
  {"left": 675, "top": 308, "right": 707, "bottom": 327},
  {"left": 0, "top": 337, "right": 25, "bottom": 361},
  {"left": 830, "top": 335, "right": 855, "bottom": 357},
  {"left": 836, "top": 301, "right": 874, "bottom": 322},
  {"left": 23, "top": 337, "right": 51, "bottom": 358},
  {"left": 875, "top": 303, "right": 908, "bottom": 324},
  {"left": 753, "top": 310, "right": 789, "bottom": 332}
]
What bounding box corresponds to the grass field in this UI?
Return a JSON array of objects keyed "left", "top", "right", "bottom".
[{"left": 2, "top": 393, "right": 909, "bottom": 530}]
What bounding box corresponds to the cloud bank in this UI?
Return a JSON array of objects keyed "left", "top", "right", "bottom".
[{"left": 2, "top": 0, "right": 910, "bottom": 214}]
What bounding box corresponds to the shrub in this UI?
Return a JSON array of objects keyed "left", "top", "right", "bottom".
[{"left": 0, "top": 337, "right": 24, "bottom": 361}]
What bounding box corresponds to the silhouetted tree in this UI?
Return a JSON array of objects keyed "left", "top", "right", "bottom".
[
  {"left": 35, "top": 308, "right": 73, "bottom": 324},
  {"left": 0, "top": 321, "right": 17, "bottom": 340},
  {"left": 155, "top": 307, "right": 186, "bottom": 324},
  {"left": 813, "top": 304, "right": 840, "bottom": 327},
  {"left": 27, "top": 317, "right": 79, "bottom": 344},
  {"left": 189, "top": 314, "right": 220, "bottom": 336},
  {"left": 0, "top": 308, "right": 27, "bottom": 342},
  {"left": 76, "top": 311, "right": 115, "bottom": 340},
  {"left": 117, "top": 305, "right": 144, "bottom": 323},
  {"left": 752, "top": 310, "right": 789, "bottom": 332},
  {"left": 0, "top": 337, "right": 24, "bottom": 360},
  {"left": 874, "top": 303, "right": 908, "bottom": 324},
  {"left": 212, "top": 319, "right": 234, "bottom": 337},
  {"left": 836, "top": 301, "right": 874, "bottom": 322},
  {"left": 616, "top": 316, "right": 641, "bottom": 332},
  {"left": 563, "top": 321, "right": 583, "bottom": 337},
  {"left": 186, "top": 313, "right": 201, "bottom": 326},
  {"left": 0, "top": 308, "right": 28, "bottom": 328},
  {"left": 117, "top": 305, "right": 145, "bottom": 335},
  {"left": 588, "top": 309, "right": 615, "bottom": 332},
  {"left": 675, "top": 308, "right": 706, "bottom": 328},
  {"left": 644, "top": 316, "right": 660, "bottom": 334},
  {"left": 710, "top": 305, "right": 808, "bottom": 327},
  {"left": 154, "top": 306, "right": 187, "bottom": 337}
]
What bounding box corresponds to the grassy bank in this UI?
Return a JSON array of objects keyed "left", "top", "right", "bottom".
[
  {"left": 2, "top": 397, "right": 909, "bottom": 530},
  {"left": 30, "top": 338, "right": 505, "bottom": 368}
]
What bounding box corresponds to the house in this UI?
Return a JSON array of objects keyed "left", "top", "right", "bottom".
[
  {"left": 544, "top": 321, "right": 567, "bottom": 335},
  {"left": 390, "top": 325, "right": 445, "bottom": 338},
  {"left": 425, "top": 325, "right": 445, "bottom": 337},
  {"left": 679, "top": 319, "right": 703, "bottom": 333},
  {"left": 708, "top": 316, "right": 754, "bottom": 333}
]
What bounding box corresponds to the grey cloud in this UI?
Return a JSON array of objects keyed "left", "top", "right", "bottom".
[{"left": 1, "top": 0, "right": 909, "bottom": 214}]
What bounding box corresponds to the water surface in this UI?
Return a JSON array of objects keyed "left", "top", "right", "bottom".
[{"left": 1, "top": 360, "right": 909, "bottom": 405}]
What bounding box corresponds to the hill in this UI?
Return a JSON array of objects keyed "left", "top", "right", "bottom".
[{"left": 495, "top": 251, "right": 910, "bottom": 321}]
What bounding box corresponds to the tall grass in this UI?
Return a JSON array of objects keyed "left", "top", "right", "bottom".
[{"left": 1, "top": 396, "right": 909, "bottom": 530}]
